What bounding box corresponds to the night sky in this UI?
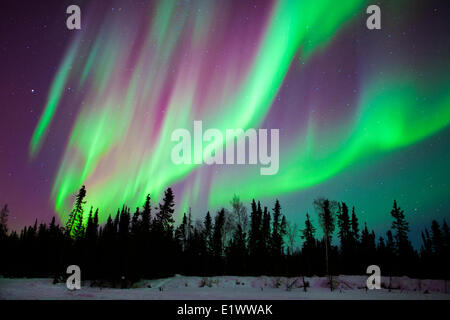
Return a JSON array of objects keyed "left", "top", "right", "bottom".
[{"left": 1, "top": 0, "right": 449, "bottom": 247}]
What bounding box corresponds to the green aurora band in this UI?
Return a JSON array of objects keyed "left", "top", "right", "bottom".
[{"left": 28, "top": 0, "right": 450, "bottom": 224}]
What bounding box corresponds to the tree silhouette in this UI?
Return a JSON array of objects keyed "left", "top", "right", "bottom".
[
  {"left": 301, "top": 213, "right": 316, "bottom": 277},
  {"left": 212, "top": 209, "right": 225, "bottom": 274},
  {"left": 203, "top": 211, "right": 213, "bottom": 254},
  {"left": 390, "top": 200, "right": 410, "bottom": 253},
  {"left": 337, "top": 202, "right": 351, "bottom": 252},
  {"left": 314, "top": 198, "right": 337, "bottom": 291},
  {"left": 66, "top": 186, "right": 86, "bottom": 239},
  {"left": 0, "top": 204, "right": 9, "bottom": 240},
  {"left": 1, "top": 187, "right": 448, "bottom": 284}
]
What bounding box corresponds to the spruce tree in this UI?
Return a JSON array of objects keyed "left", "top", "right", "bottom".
[
  {"left": 249, "top": 199, "right": 261, "bottom": 257},
  {"left": 390, "top": 200, "right": 411, "bottom": 256},
  {"left": 361, "top": 223, "right": 370, "bottom": 249},
  {"left": 93, "top": 208, "right": 99, "bottom": 233},
  {"left": 203, "top": 211, "right": 213, "bottom": 253},
  {"left": 66, "top": 185, "right": 87, "bottom": 239},
  {"left": 119, "top": 206, "right": 130, "bottom": 239},
  {"left": 271, "top": 199, "right": 283, "bottom": 257},
  {"left": 262, "top": 207, "right": 271, "bottom": 252},
  {"left": 113, "top": 209, "right": 120, "bottom": 233},
  {"left": 301, "top": 213, "right": 316, "bottom": 251},
  {"left": 141, "top": 194, "right": 151, "bottom": 234},
  {"left": 280, "top": 215, "right": 287, "bottom": 253},
  {"left": 131, "top": 207, "right": 141, "bottom": 236},
  {"left": 430, "top": 220, "right": 443, "bottom": 255},
  {"left": 300, "top": 213, "right": 316, "bottom": 279},
  {"left": 314, "top": 198, "right": 337, "bottom": 291},
  {"left": 176, "top": 212, "right": 188, "bottom": 250},
  {"left": 337, "top": 202, "right": 351, "bottom": 252},
  {"left": 350, "top": 206, "right": 360, "bottom": 243},
  {"left": 156, "top": 188, "right": 175, "bottom": 235},
  {"left": 213, "top": 209, "right": 225, "bottom": 258}
]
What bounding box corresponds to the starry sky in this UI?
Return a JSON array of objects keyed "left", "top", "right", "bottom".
[{"left": 1, "top": 0, "right": 449, "bottom": 247}]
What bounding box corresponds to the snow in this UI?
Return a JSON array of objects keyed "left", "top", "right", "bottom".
[{"left": 0, "top": 275, "right": 449, "bottom": 300}]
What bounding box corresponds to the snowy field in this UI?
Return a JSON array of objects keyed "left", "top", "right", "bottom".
[{"left": 1, "top": 275, "right": 449, "bottom": 300}]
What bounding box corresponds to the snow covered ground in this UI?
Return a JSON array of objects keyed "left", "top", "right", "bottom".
[{"left": 1, "top": 275, "right": 449, "bottom": 300}]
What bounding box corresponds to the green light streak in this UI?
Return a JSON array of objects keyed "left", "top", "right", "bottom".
[
  {"left": 209, "top": 72, "right": 450, "bottom": 207},
  {"left": 29, "top": 42, "right": 79, "bottom": 157}
]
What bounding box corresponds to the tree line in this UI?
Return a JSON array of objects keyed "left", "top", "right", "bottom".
[{"left": 0, "top": 187, "right": 449, "bottom": 288}]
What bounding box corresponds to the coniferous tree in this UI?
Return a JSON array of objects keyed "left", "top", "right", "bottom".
[
  {"left": 348, "top": 206, "right": 361, "bottom": 273},
  {"left": 129, "top": 206, "right": 141, "bottom": 280},
  {"left": 119, "top": 206, "right": 130, "bottom": 239},
  {"left": 49, "top": 216, "right": 57, "bottom": 239},
  {"left": 0, "top": 204, "right": 9, "bottom": 239},
  {"left": 203, "top": 211, "right": 213, "bottom": 253},
  {"left": 141, "top": 194, "right": 151, "bottom": 234},
  {"left": 360, "top": 223, "right": 370, "bottom": 249},
  {"left": 386, "top": 230, "right": 395, "bottom": 255},
  {"left": 390, "top": 200, "right": 411, "bottom": 255},
  {"left": 430, "top": 220, "right": 443, "bottom": 256},
  {"left": 337, "top": 202, "right": 352, "bottom": 273},
  {"left": 248, "top": 199, "right": 261, "bottom": 260},
  {"left": 156, "top": 188, "right": 175, "bottom": 236},
  {"left": 385, "top": 230, "right": 396, "bottom": 287},
  {"left": 3, "top": 191, "right": 450, "bottom": 283},
  {"left": 370, "top": 230, "right": 376, "bottom": 251},
  {"left": 131, "top": 207, "right": 140, "bottom": 236},
  {"left": 280, "top": 215, "right": 287, "bottom": 252},
  {"left": 202, "top": 211, "right": 213, "bottom": 274},
  {"left": 85, "top": 207, "right": 93, "bottom": 241},
  {"left": 271, "top": 200, "right": 283, "bottom": 257},
  {"left": 66, "top": 186, "right": 87, "bottom": 239},
  {"left": 360, "top": 223, "right": 377, "bottom": 268},
  {"left": 113, "top": 210, "right": 120, "bottom": 233},
  {"left": 262, "top": 207, "right": 271, "bottom": 252},
  {"left": 153, "top": 188, "right": 176, "bottom": 276},
  {"left": 300, "top": 213, "right": 316, "bottom": 278},
  {"left": 175, "top": 212, "right": 188, "bottom": 251},
  {"left": 350, "top": 206, "right": 360, "bottom": 243},
  {"left": 93, "top": 209, "right": 99, "bottom": 235},
  {"left": 430, "top": 220, "right": 445, "bottom": 279},
  {"left": 390, "top": 200, "right": 417, "bottom": 276},
  {"left": 337, "top": 202, "right": 351, "bottom": 251},
  {"left": 314, "top": 198, "right": 337, "bottom": 290},
  {"left": 213, "top": 209, "right": 225, "bottom": 258},
  {"left": 377, "top": 236, "right": 386, "bottom": 259},
  {"left": 212, "top": 209, "right": 226, "bottom": 274},
  {"left": 301, "top": 213, "right": 316, "bottom": 252}
]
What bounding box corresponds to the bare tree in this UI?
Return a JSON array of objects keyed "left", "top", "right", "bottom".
[
  {"left": 285, "top": 221, "right": 298, "bottom": 255},
  {"left": 194, "top": 219, "right": 204, "bottom": 233},
  {"left": 223, "top": 208, "right": 235, "bottom": 246},
  {"left": 230, "top": 195, "right": 248, "bottom": 233}
]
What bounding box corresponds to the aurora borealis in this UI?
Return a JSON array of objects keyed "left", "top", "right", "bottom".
[{"left": 1, "top": 0, "right": 449, "bottom": 246}]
